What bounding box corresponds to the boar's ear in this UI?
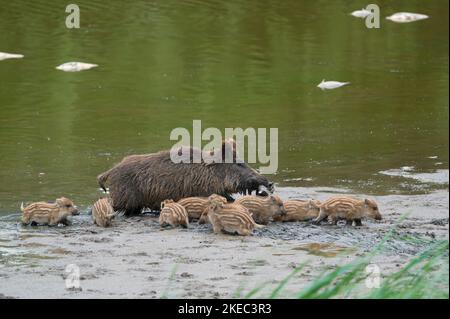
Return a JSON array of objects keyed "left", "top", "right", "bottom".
[
  {"left": 221, "top": 138, "right": 237, "bottom": 162},
  {"left": 160, "top": 201, "right": 165, "bottom": 209}
]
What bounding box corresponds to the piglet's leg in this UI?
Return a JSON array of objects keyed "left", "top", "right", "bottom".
[
  {"left": 239, "top": 228, "right": 252, "bottom": 236},
  {"left": 312, "top": 209, "right": 328, "bottom": 225},
  {"left": 48, "top": 215, "right": 58, "bottom": 226},
  {"left": 354, "top": 219, "right": 363, "bottom": 227},
  {"left": 198, "top": 212, "right": 208, "bottom": 224},
  {"left": 181, "top": 217, "right": 189, "bottom": 228},
  {"left": 212, "top": 222, "right": 223, "bottom": 234},
  {"left": 329, "top": 216, "right": 339, "bottom": 225},
  {"left": 61, "top": 219, "right": 70, "bottom": 226}
]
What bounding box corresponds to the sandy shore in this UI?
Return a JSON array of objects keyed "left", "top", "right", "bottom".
[{"left": 0, "top": 187, "right": 448, "bottom": 298}]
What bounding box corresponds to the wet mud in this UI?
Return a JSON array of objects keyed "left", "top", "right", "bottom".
[{"left": 0, "top": 187, "right": 448, "bottom": 298}]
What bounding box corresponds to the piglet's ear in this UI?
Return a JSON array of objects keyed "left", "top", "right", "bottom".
[
  {"left": 364, "top": 198, "right": 371, "bottom": 208},
  {"left": 56, "top": 198, "right": 64, "bottom": 206}
]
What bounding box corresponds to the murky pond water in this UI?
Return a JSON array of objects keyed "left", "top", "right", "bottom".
[{"left": 0, "top": 0, "right": 448, "bottom": 214}]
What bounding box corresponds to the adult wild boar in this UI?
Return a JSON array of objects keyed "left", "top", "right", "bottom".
[{"left": 97, "top": 140, "right": 274, "bottom": 215}]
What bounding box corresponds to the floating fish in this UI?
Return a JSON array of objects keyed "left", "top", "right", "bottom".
[
  {"left": 0, "top": 52, "right": 24, "bottom": 61},
  {"left": 56, "top": 62, "right": 98, "bottom": 72},
  {"left": 386, "top": 12, "right": 429, "bottom": 23},
  {"left": 317, "top": 79, "right": 350, "bottom": 90},
  {"left": 350, "top": 9, "right": 372, "bottom": 18}
]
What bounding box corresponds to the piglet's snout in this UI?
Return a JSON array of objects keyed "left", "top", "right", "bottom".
[{"left": 71, "top": 206, "right": 79, "bottom": 215}]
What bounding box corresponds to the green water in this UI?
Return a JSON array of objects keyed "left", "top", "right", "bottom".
[{"left": 0, "top": 0, "right": 448, "bottom": 213}]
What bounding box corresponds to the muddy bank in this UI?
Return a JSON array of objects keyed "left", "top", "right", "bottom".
[{"left": 0, "top": 187, "right": 448, "bottom": 298}]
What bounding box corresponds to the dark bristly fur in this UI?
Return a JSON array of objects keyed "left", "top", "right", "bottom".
[{"left": 97, "top": 141, "right": 273, "bottom": 215}]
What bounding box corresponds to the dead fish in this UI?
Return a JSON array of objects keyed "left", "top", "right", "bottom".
[
  {"left": 386, "top": 12, "right": 429, "bottom": 23},
  {"left": 56, "top": 62, "right": 98, "bottom": 72},
  {"left": 0, "top": 52, "right": 24, "bottom": 61},
  {"left": 350, "top": 9, "right": 371, "bottom": 18},
  {"left": 317, "top": 79, "right": 350, "bottom": 90}
]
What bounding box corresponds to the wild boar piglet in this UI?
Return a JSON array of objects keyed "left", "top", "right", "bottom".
[
  {"left": 205, "top": 199, "right": 261, "bottom": 236},
  {"left": 199, "top": 194, "right": 249, "bottom": 224},
  {"left": 92, "top": 197, "right": 116, "bottom": 227},
  {"left": 235, "top": 194, "right": 286, "bottom": 224},
  {"left": 313, "top": 197, "right": 382, "bottom": 226},
  {"left": 159, "top": 199, "right": 189, "bottom": 228},
  {"left": 177, "top": 194, "right": 227, "bottom": 220},
  {"left": 21, "top": 197, "right": 78, "bottom": 226},
  {"left": 274, "top": 199, "right": 321, "bottom": 222}
]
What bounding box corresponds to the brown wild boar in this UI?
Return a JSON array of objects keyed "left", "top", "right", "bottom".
[
  {"left": 159, "top": 199, "right": 189, "bottom": 228},
  {"left": 21, "top": 197, "right": 78, "bottom": 226},
  {"left": 199, "top": 194, "right": 250, "bottom": 224},
  {"left": 92, "top": 197, "right": 116, "bottom": 227},
  {"left": 177, "top": 194, "right": 227, "bottom": 220},
  {"left": 97, "top": 140, "right": 273, "bottom": 215},
  {"left": 235, "top": 195, "right": 286, "bottom": 224},
  {"left": 205, "top": 198, "right": 261, "bottom": 236},
  {"left": 274, "top": 199, "right": 321, "bottom": 222},
  {"left": 313, "top": 197, "right": 382, "bottom": 226}
]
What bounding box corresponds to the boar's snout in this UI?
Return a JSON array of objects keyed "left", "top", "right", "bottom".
[{"left": 246, "top": 177, "right": 273, "bottom": 195}]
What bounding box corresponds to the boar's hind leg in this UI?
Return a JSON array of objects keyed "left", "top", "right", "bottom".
[{"left": 124, "top": 207, "right": 143, "bottom": 216}]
